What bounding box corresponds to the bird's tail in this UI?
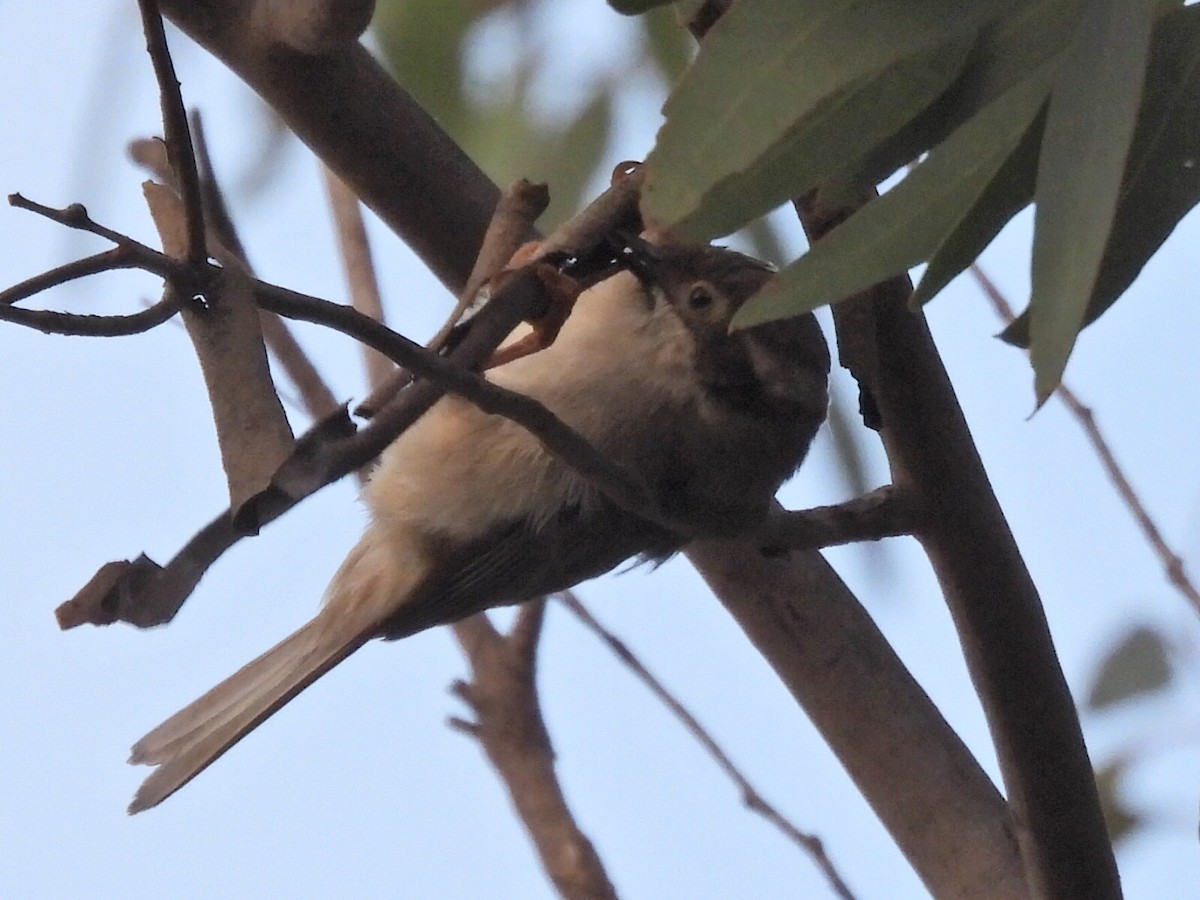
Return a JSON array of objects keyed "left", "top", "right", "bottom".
[{"left": 127, "top": 527, "right": 421, "bottom": 814}]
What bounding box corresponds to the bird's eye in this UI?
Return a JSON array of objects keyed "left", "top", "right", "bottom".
[{"left": 688, "top": 286, "right": 713, "bottom": 311}]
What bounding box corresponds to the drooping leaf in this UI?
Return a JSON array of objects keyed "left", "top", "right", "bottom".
[
  {"left": 1087, "top": 625, "right": 1174, "bottom": 710},
  {"left": 1028, "top": 0, "right": 1158, "bottom": 403},
  {"left": 1003, "top": 3, "right": 1200, "bottom": 346},
  {"left": 643, "top": 0, "right": 1020, "bottom": 239},
  {"left": 909, "top": 108, "right": 1043, "bottom": 307},
  {"left": 733, "top": 67, "right": 1054, "bottom": 329},
  {"left": 822, "top": 0, "right": 1083, "bottom": 203},
  {"left": 641, "top": 3, "right": 694, "bottom": 81},
  {"left": 655, "top": 36, "right": 975, "bottom": 242}
]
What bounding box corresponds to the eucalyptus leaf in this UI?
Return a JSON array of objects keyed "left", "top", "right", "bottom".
[
  {"left": 910, "top": 109, "right": 1042, "bottom": 308},
  {"left": 824, "top": 0, "right": 1083, "bottom": 202},
  {"left": 643, "top": 0, "right": 1021, "bottom": 238},
  {"left": 1003, "top": 4, "right": 1200, "bottom": 347},
  {"left": 642, "top": 3, "right": 694, "bottom": 81},
  {"left": 658, "top": 37, "right": 975, "bottom": 241},
  {"left": 733, "top": 67, "right": 1053, "bottom": 330},
  {"left": 1028, "top": 0, "right": 1158, "bottom": 403}
]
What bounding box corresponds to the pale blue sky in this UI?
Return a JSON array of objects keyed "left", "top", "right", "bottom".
[{"left": 2, "top": 3, "right": 1198, "bottom": 898}]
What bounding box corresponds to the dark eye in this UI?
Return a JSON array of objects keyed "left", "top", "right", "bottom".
[{"left": 688, "top": 286, "right": 713, "bottom": 310}]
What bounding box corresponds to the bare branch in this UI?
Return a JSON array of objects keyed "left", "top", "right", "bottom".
[
  {"left": 450, "top": 601, "right": 618, "bottom": 900},
  {"left": 356, "top": 179, "right": 550, "bottom": 418},
  {"left": 792, "top": 184, "right": 1119, "bottom": 898},
  {"left": 136, "top": 0, "right": 207, "bottom": 267},
  {"left": 753, "top": 486, "right": 919, "bottom": 550},
  {"left": 972, "top": 262, "right": 1200, "bottom": 617},
  {"left": 160, "top": 0, "right": 508, "bottom": 294},
  {"left": 0, "top": 295, "right": 178, "bottom": 337},
  {"left": 0, "top": 250, "right": 138, "bottom": 308},
  {"left": 558, "top": 590, "right": 858, "bottom": 900}
]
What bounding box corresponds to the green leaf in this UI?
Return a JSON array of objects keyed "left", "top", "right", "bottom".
[
  {"left": 642, "top": 4, "right": 694, "bottom": 81},
  {"left": 658, "top": 37, "right": 974, "bottom": 241},
  {"left": 643, "top": 0, "right": 1019, "bottom": 239},
  {"left": 1087, "top": 625, "right": 1173, "bottom": 711},
  {"left": 822, "top": 0, "right": 1084, "bottom": 202},
  {"left": 909, "top": 108, "right": 1043, "bottom": 307},
  {"left": 608, "top": 0, "right": 675, "bottom": 14},
  {"left": 1028, "top": 0, "right": 1158, "bottom": 404},
  {"left": 1003, "top": 3, "right": 1200, "bottom": 347},
  {"left": 733, "top": 67, "right": 1054, "bottom": 330}
]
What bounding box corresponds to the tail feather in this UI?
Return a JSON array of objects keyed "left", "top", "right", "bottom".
[
  {"left": 127, "top": 618, "right": 369, "bottom": 814},
  {"left": 128, "top": 527, "right": 425, "bottom": 814}
]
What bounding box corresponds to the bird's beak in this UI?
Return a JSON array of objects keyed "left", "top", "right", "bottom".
[{"left": 611, "top": 231, "right": 663, "bottom": 284}]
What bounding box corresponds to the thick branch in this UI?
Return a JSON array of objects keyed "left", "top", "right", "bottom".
[
  {"left": 795, "top": 190, "right": 1120, "bottom": 899},
  {"left": 690, "top": 536, "right": 1026, "bottom": 900},
  {"left": 159, "top": 0, "right": 509, "bottom": 294}
]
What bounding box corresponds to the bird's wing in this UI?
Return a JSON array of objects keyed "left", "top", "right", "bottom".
[{"left": 378, "top": 503, "right": 679, "bottom": 640}]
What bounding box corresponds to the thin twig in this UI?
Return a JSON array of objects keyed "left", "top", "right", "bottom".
[
  {"left": 557, "top": 590, "right": 857, "bottom": 900},
  {"left": 356, "top": 179, "right": 550, "bottom": 418},
  {"left": 971, "top": 262, "right": 1200, "bottom": 616},
  {"left": 8, "top": 192, "right": 688, "bottom": 536},
  {"left": 753, "top": 486, "right": 919, "bottom": 550},
  {"left": 0, "top": 295, "right": 179, "bottom": 336},
  {"left": 0, "top": 249, "right": 136, "bottom": 307},
  {"left": 136, "top": 0, "right": 206, "bottom": 266}
]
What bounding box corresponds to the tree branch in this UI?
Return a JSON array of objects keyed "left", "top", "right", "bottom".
[
  {"left": 137, "top": 0, "right": 207, "bottom": 267},
  {"left": 0, "top": 294, "right": 179, "bottom": 337},
  {"left": 449, "top": 603, "right": 619, "bottom": 900},
  {"left": 794, "top": 188, "right": 1119, "bottom": 899},
  {"left": 159, "top": 0, "right": 509, "bottom": 294},
  {"left": 752, "top": 486, "right": 919, "bottom": 551}
]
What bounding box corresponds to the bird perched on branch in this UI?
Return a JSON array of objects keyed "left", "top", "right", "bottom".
[{"left": 127, "top": 238, "right": 831, "bottom": 813}]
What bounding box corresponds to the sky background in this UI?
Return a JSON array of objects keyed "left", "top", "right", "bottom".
[{"left": 2, "top": 3, "right": 1198, "bottom": 898}]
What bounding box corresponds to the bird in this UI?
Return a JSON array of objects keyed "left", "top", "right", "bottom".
[{"left": 126, "top": 238, "right": 831, "bottom": 813}]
